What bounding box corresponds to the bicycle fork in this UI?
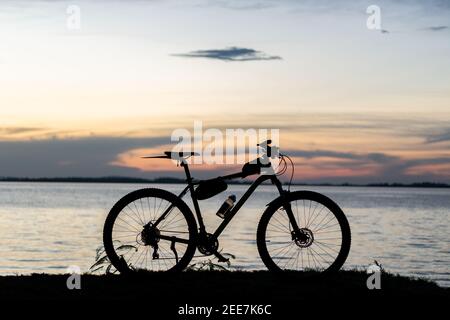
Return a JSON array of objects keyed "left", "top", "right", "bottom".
[{"left": 272, "top": 178, "right": 306, "bottom": 242}]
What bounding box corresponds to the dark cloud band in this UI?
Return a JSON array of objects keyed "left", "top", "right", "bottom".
[
  {"left": 423, "top": 25, "right": 448, "bottom": 31},
  {"left": 172, "top": 47, "right": 282, "bottom": 61}
]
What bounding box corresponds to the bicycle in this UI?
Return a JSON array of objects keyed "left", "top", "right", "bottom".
[{"left": 103, "top": 140, "right": 351, "bottom": 273}]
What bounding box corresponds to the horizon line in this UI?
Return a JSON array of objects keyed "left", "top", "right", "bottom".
[{"left": 1, "top": 176, "right": 449, "bottom": 188}]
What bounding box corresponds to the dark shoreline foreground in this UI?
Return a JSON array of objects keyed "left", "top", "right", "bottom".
[
  {"left": 0, "top": 271, "right": 447, "bottom": 303},
  {"left": 1, "top": 271, "right": 447, "bottom": 316}
]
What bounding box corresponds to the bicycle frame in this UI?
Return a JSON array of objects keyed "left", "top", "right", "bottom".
[{"left": 154, "top": 158, "right": 301, "bottom": 244}]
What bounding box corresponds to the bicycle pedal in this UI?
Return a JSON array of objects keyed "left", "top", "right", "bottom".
[
  {"left": 217, "top": 257, "right": 229, "bottom": 263},
  {"left": 213, "top": 251, "right": 229, "bottom": 263}
]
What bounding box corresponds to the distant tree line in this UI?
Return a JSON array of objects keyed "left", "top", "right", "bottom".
[{"left": 0, "top": 176, "right": 449, "bottom": 188}]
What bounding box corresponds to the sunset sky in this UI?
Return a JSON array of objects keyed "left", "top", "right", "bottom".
[{"left": 1, "top": 0, "right": 449, "bottom": 183}]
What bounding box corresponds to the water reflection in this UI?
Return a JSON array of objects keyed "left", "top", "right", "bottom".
[{"left": 0, "top": 182, "right": 448, "bottom": 286}]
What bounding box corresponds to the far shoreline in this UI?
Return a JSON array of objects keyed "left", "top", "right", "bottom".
[{"left": 0, "top": 177, "right": 449, "bottom": 188}]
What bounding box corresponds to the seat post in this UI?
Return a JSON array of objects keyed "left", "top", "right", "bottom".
[
  {"left": 180, "top": 159, "right": 193, "bottom": 183},
  {"left": 181, "top": 159, "right": 206, "bottom": 232}
]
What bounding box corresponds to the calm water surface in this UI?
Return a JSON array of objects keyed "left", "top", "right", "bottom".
[{"left": 0, "top": 182, "right": 448, "bottom": 287}]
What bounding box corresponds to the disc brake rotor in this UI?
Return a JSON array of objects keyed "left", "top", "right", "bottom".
[{"left": 293, "top": 228, "right": 314, "bottom": 248}]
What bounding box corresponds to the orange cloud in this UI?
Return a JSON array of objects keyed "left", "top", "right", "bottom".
[{"left": 405, "top": 163, "right": 450, "bottom": 177}]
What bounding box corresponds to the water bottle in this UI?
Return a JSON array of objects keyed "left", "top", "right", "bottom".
[{"left": 216, "top": 195, "right": 236, "bottom": 219}]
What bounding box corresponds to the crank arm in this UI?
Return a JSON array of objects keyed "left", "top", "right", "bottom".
[{"left": 213, "top": 250, "right": 229, "bottom": 263}]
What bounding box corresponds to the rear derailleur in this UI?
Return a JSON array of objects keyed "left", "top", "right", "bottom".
[{"left": 140, "top": 222, "right": 179, "bottom": 263}]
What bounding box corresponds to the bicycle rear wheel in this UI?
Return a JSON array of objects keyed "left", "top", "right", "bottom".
[
  {"left": 257, "top": 191, "right": 351, "bottom": 272},
  {"left": 103, "top": 188, "right": 197, "bottom": 273}
]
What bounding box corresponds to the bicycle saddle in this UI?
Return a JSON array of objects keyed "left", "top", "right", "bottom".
[{"left": 142, "top": 151, "right": 200, "bottom": 160}]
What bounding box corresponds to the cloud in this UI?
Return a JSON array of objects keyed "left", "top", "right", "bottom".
[
  {"left": 286, "top": 149, "right": 364, "bottom": 160},
  {"left": 425, "top": 130, "right": 450, "bottom": 143},
  {"left": 423, "top": 25, "right": 448, "bottom": 31},
  {"left": 195, "top": 0, "right": 450, "bottom": 17},
  {"left": 0, "top": 127, "right": 47, "bottom": 135},
  {"left": 196, "top": 0, "right": 276, "bottom": 10},
  {"left": 0, "top": 136, "right": 170, "bottom": 178},
  {"left": 1, "top": 112, "right": 450, "bottom": 183},
  {"left": 284, "top": 148, "right": 450, "bottom": 183},
  {"left": 285, "top": 149, "right": 397, "bottom": 163},
  {"left": 0, "top": 135, "right": 449, "bottom": 183},
  {"left": 172, "top": 47, "right": 282, "bottom": 62}
]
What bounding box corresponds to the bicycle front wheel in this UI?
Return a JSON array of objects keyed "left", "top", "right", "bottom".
[
  {"left": 103, "top": 188, "right": 197, "bottom": 273},
  {"left": 257, "top": 191, "right": 351, "bottom": 272}
]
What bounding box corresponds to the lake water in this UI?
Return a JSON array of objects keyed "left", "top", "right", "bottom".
[{"left": 0, "top": 182, "right": 448, "bottom": 287}]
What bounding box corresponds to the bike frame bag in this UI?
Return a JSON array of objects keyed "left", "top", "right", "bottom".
[{"left": 194, "top": 177, "right": 228, "bottom": 200}]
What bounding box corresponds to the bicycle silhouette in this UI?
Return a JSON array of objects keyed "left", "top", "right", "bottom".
[{"left": 103, "top": 140, "right": 351, "bottom": 273}]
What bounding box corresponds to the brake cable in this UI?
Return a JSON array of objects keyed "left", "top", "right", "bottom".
[{"left": 278, "top": 154, "right": 295, "bottom": 191}]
